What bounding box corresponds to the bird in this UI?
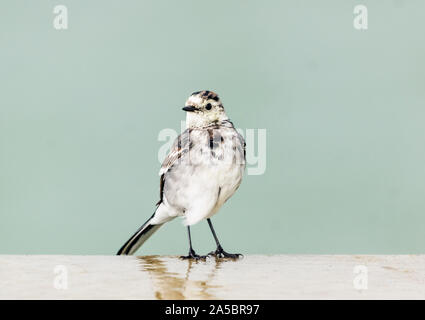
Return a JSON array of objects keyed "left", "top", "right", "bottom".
[{"left": 117, "top": 90, "right": 246, "bottom": 259}]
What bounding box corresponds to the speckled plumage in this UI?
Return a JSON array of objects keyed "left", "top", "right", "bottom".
[
  {"left": 153, "top": 119, "right": 245, "bottom": 226},
  {"left": 117, "top": 91, "right": 245, "bottom": 255}
]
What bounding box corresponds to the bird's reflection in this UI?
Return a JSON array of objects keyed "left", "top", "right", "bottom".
[{"left": 137, "top": 255, "right": 226, "bottom": 299}]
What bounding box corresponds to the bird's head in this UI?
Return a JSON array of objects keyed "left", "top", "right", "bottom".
[{"left": 183, "top": 90, "right": 228, "bottom": 128}]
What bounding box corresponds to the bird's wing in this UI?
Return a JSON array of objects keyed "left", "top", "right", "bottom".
[
  {"left": 156, "top": 129, "right": 192, "bottom": 205},
  {"left": 159, "top": 129, "right": 191, "bottom": 176},
  {"left": 237, "top": 130, "right": 246, "bottom": 161}
]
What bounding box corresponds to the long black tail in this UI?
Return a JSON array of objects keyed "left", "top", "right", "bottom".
[{"left": 117, "top": 214, "right": 162, "bottom": 255}]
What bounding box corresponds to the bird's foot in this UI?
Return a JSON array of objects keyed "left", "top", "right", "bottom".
[
  {"left": 180, "top": 248, "right": 206, "bottom": 260},
  {"left": 208, "top": 245, "right": 243, "bottom": 259}
]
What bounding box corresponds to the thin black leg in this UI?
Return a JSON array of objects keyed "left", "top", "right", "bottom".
[
  {"left": 207, "top": 219, "right": 242, "bottom": 259},
  {"left": 207, "top": 219, "right": 221, "bottom": 247},
  {"left": 180, "top": 226, "right": 205, "bottom": 260}
]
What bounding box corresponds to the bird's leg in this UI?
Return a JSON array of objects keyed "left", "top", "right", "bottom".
[
  {"left": 180, "top": 226, "right": 205, "bottom": 260},
  {"left": 207, "top": 219, "right": 242, "bottom": 259}
]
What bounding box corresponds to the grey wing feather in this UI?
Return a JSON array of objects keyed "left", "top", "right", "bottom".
[
  {"left": 159, "top": 129, "right": 191, "bottom": 176},
  {"left": 157, "top": 129, "right": 192, "bottom": 205}
]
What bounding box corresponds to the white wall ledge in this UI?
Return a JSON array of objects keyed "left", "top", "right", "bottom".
[{"left": 1, "top": 255, "right": 424, "bottom": 299}]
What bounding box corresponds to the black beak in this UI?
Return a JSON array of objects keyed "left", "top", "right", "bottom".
[{"left": 182, "top": 106, "right": 197, "bottom": 112}]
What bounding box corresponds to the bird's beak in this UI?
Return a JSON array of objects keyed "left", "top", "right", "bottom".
[{"left": 182, "top": 106, "right": 197, "bottom": 112}]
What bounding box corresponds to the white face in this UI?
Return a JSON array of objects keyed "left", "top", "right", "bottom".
[{"left": 183, "top": 91, "right": 228, "bottom": 128}]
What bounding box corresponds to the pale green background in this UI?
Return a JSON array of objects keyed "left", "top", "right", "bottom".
[{"left": 1, "top": 1, "right": 424, "bottom": 255}]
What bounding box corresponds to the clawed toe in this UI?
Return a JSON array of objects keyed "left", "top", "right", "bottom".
[
  {"left": 210, "top": 251, "right": 242, "bottom": 259},
  {"left": 208, "top": 246, "right": 243, "bottom": 259},
  {"left": 180, "top": 249, "right": 206, "bottom": 260},
  {"left": 180, "top": 254, "right": 206, "bottom": 260},
  {"left": 220, "top": 252, "right": 242, "bottom": 259}
]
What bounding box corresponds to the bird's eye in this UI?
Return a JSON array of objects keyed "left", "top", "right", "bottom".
[{"left": 206, "top": 103, "right": 212, "bottom": 110}]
